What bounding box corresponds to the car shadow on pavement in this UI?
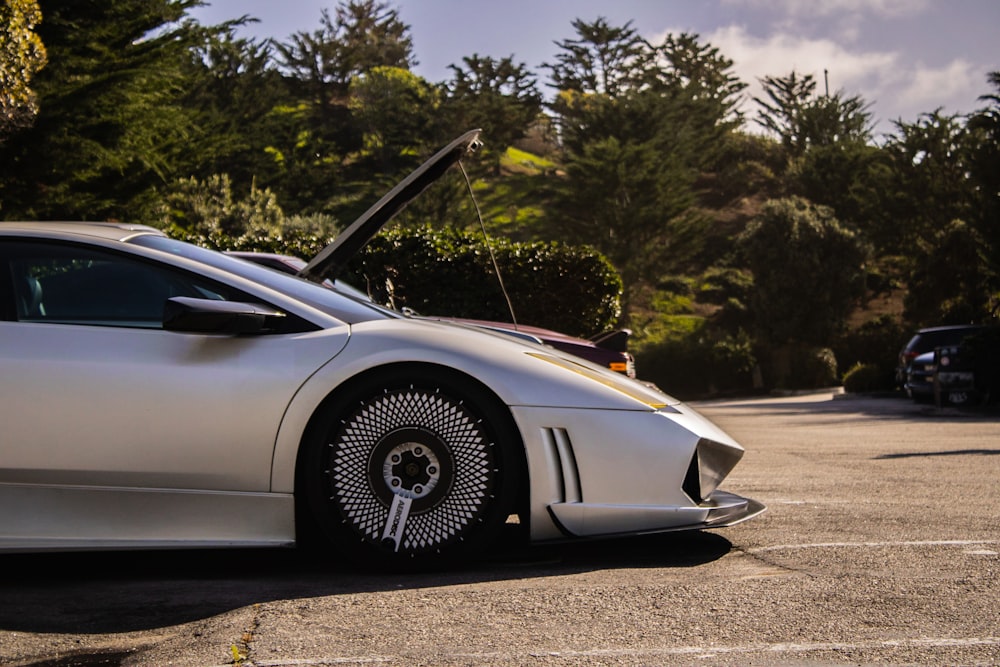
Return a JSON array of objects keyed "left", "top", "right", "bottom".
[
  {"left": 0, "top": 529, "right": 731, "bottom": 634},
  {"left": 875, "top": 447, "right": 1000, "bottom": 459}
]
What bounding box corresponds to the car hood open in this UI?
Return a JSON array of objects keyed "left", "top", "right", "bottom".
[{"left": 296, "top": 129, "right": 482, "bottom": 284}]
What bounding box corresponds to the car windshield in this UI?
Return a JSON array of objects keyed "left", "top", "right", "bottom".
[{"left": 128, "top": 235, "right": 398, "bottom": 324}]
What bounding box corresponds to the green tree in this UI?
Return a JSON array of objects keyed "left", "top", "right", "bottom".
[
  {"left": 882, "top": 110, "right": 974, "bottom": 251},
  {"left": 792, "top": 141, "right": 892, "bottom": 249},
  {"left": 544, "top": 17, "right": 652, "bottom": 97},
  {"left": 348, "top": 66, "right": 439, "bottom": 182},
  {"left": 966, "top": 71, "right": 1000, "bottom": 282},
  {"left": 739, "top": 196, "right": 869, "bottom": 347},
  {"left": 0, "top": 0, "right": 47, "bottom": 142},
  {"left": 268, "top": 0, "right": 421, "bottom": 215},
  {"left": 315, "top": 0, "right": 414, "bottom": 81},
  {"left": 903, "top": 219, "right": 994, "bottom": 325},
  {"left": 544, "top": 17, "right": 653, "bottom": 151},
  {"left": 752, "top": 71, "right": 815, "bottom": 155},
  {"left": 544, "top": 22, "right": 745, "bottom": 318},
  {"left": 754, "top": 71, "right": 888, "bottom": 260},
  {"left": 0, "top": 0, "right": 206, "bottom": 220},
  {"left": 553, "top": 136, "right": 689, "bottom": 279},
  {"left": 442, "top": 54, "right": 542, "bottom": 174},
  {"left": 653, "top": 32, "right": 745, "bottom": 127},
  {"left": 796, "top": 89, "right": 873, "bottom": 147},
  {"left": 650, "top": 32, "right": 747, "bottom": 176},
  {"left": 179, "top": 26, "right": 290, "bottom": 193},
  {"left": 275, "top": 0, "right": 414, "bottom": 99},
  {"left": 753, "top": 71, "right": 873, "bottom": 157},
  {"left": 274, "top": 0, "right": 415, "bottom": 157}
]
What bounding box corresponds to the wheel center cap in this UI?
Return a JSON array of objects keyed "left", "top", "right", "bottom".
[{"left": 383, "top": 442, "right": 441, "bottom": 499}]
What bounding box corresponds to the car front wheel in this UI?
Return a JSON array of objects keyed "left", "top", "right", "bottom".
[{"left": 299, "top": 367, "right": 521, "bottom": 568}]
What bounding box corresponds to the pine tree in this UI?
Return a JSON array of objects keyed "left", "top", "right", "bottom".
[{"left": 0, "top": 0, "right": 205, "bottom": 220}]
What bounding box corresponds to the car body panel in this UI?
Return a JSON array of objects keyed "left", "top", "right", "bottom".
[
  {"left": 547, "top": 491, "right": 765, "bottom": 540},
  {"left": 512, "top": 403, "right": 751, "bottom": 541},
  {"left": 0, "top": 131, "right": 762, "bottom": 558},
  {"left": 0, "top": 486, "right": 294, "bottom": 552},
  {"left": 1, "top": 321, "right": 347, "bottom": 491},
  {"left": 427, "top": 317, "right": 636, "bottom": 377},
  {"left": 268, "top": 317, "right": 677, "bottom": 494}
]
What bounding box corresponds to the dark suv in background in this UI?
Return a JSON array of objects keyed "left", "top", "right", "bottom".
[
  {"left": 897, "top": 325, "right": 986, "bottom": 390},
  {"left": 899, "top": 324, "right": 999, "bottom": 403}
]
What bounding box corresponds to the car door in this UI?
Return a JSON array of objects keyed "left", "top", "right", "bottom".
[{"left": 0, "top": 238, "right": 349, "bottom": 495}]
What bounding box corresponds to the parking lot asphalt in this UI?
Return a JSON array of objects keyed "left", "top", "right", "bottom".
[{"left": 1, "top": 391, "right": 998, "bottom": 666}]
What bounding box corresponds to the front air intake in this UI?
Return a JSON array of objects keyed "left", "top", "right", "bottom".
[
  {"left": 682, "top": 453, "right": 703, "bottom": 503},
  {"left": 682, "top": 437, "right": 745, "bottom": 503}
]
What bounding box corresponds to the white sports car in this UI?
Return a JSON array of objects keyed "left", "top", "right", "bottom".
[{"left": 0, "top": 130, "right": 763, "bottom": 567}]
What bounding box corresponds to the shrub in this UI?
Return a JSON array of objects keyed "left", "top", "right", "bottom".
[
  {"left": 842, "top": 362, "right": 888, "bottom": 393},
  {"left": 347, "top": 226, "right": 623, "bottom": 336},
  {"left": 832, "top": 315, "right": 905, "bottom": 387},
  {"left": 636, "top": 327, "right": 758, "bottom": 399},
  {"left": 764, "top": 343, "right": 839, "bottom": 390},
  {"left": 697, "top": 267, "right": 753, "bottom": 306}
]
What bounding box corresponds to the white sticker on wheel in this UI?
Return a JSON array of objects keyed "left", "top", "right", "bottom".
[{"left": 381, "top": 492, "right": 413, "bottom": 552}]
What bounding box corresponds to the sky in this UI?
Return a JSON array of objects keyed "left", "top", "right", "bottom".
[{"left": 188, "top": 0, "right": 1000, "bottom": 139}]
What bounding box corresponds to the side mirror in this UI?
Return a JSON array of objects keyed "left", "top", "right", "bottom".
[{"left": 163, "top": 297, "right": 285, "bottom": 335}]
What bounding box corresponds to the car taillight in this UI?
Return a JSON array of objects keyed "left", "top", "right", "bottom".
[{"left": 608, "top": 355, "right": 636, "bottom": 378}]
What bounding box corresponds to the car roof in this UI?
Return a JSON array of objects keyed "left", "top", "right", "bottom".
[
  {"left": 917, "top": 324, "right": 986, "bottom": 333},
  {"left": 0, "top": 221, "right": 165, "bottom": 243}
]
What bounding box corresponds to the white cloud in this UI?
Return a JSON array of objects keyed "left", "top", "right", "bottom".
[
  {"left": 696, "top": 25, "right": 898, "bottom": 114},
  {"left": 632, "top": 2, "right": 994, "bottom": 133},
  {"left": 894, "top": 60, "right": 983, "bottom": 110},
  {"left": 722, "top": 0, "right": 929, "bottom": 19},
  {"left": 674, "top": 24, "right": 985, "bottom": 132},
  {"left": 718, "top": 0, "right": 933, "bottom": 46}
]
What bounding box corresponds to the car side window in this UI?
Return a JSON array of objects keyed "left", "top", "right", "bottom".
[{"left": 7, "top": 241, "right": 239, "bottom": 329}]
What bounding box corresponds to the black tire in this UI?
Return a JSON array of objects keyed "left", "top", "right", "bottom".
[{"left": 298, "top": 365, "right": 522, "bottom": 568}]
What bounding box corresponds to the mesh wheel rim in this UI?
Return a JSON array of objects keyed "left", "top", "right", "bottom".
[{"left": 328, "top": 387, "right": 496, "bottom": 554}]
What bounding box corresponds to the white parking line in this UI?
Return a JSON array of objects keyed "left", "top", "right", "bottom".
[
  {"left": 746, "top": 539, "right": 1000, "bottom": 554},
  {"left": 241, "top": 636, "right": 1000, "bottom": 666}
]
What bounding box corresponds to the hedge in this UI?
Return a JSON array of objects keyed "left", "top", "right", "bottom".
[
  {"left": 345, "top": 226, "right": 622, "bottom": 336},
  {"left": 172, "top": 225, "right": 624, "bottom": 338}
]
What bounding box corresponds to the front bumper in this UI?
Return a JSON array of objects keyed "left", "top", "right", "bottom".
[
  {"left": 512, "top": 404, "right": 764, "bottom": 542},
  {"left": 703, "top": 490, "right": 768, "bottom": 527},
  {"left": 545, "top": 489, "right": 766, "bottom": 540}
]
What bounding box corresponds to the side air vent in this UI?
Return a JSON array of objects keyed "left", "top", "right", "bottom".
[{"left": 541, "top": 427, "right": 582, "bottom": 503}]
